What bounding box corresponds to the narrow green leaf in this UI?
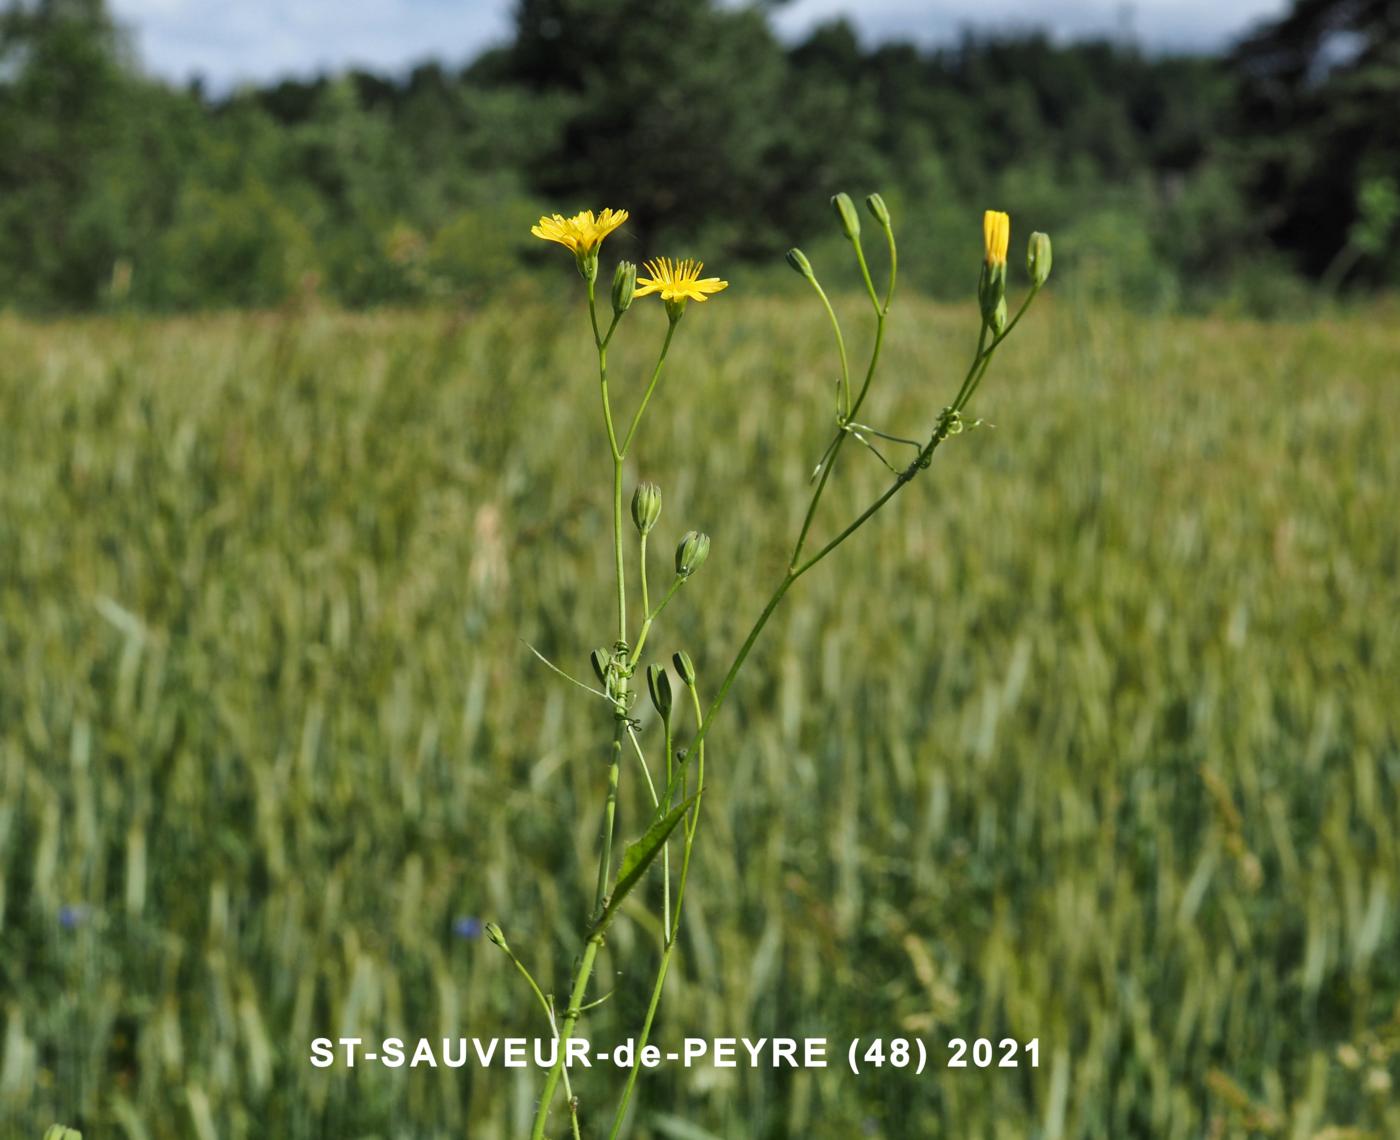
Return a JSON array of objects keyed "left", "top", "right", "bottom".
[{"left": 593, "top": 796, "right": 694, "bottom": 933}]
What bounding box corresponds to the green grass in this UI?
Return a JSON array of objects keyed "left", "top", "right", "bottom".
[{"left": 1, "top": 295, "right": 1396, "bottom": 1139}]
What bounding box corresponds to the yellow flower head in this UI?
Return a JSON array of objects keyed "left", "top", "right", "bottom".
[
  {"left": 983, "top": 210, "right": 1010, "bottom": 267},
  {"left": 531, "top": 208, "right": 629, "bottom": 256},
  {"left": 633, "top": 258, "right": 728, "bottom": 305}
]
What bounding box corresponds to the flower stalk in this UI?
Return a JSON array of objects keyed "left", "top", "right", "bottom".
[{"left": 507, "top": 196, "right": 1049, "bottom": 1138}]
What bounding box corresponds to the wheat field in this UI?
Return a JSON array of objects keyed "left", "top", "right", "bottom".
[{"left": 1, "top": 294, "right": 1397, "bottom": 1138}]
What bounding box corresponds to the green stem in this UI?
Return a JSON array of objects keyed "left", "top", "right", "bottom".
[
  {"left": 536, "top": 280, "right": 632, "bottom": 1139},
  {"left": 851, "top": 235, "right": 881, "bottom": 313},
  {"left": 880, "top": 223, "right": 898, "bottom": 313},
  {"left": 499, "top": 947, "right": 579, "bottom": 1123},
  {"left": 805, "top": 274, "right": 851, "bottom": 418},
  {"left": 530, "top": 934, "right": 603, "bottom": 1140},
  {"left": 628, "top": 577, "right": 684, "bottom": 668},
  {"left": 620, "top": 320, "right": 678, "bottom": 457},
  {"left": 608, "top": 680, "right": 705, "bottom": 1140},
  {"left": 789, "top": 233, "right": 897, "bottom": 572},
  {"left": 626, "top": 723, "right": 668, "bottom": 933},
  {"left": 950, "top": 284, "right": 1040, "bottom": 414},
  {"left": 789, "top": 309, "right": 887, "bottom": 572},
  {"left": 611, "top": 455, "right": 626, "bottom": 643}
]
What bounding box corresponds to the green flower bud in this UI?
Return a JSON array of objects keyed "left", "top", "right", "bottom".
[
  {"left": 978, "top": 261, "right": 1007, "bottom": 330},
  {"left": 672, "top": 650, "right": 696, "bottom": 687},
  {"left": 1027, "top": 232, "right": 1052, "bottom": 287},
  {"left": 590, "top": 648, "right": 610, "bottom": 687},
  {"left": 990, "top": 296, "right": 1008, "bottom": 336},
  {"left": 865, "top": 193, "right": 891, "bottom": 229},
  {"left": 785, "top": 248, "right": 814, "bottom": 279},
  {"left": 612, "top": 259, "right": 637, "bottom": 314},
  {"left": 484, "top": 922, "right": 508, "bottom": 950},
  {"left": 675, "top": 531, "right": 710, "bottom": 578},
  {"left": 831, "top": 192, "right": 861, "bottom": 240},
  {"left": 631, "top": 482, "right": 661, "bottom": 536},
  {"left": 646, "top": 664, "right": 672, "bottom": 719}
]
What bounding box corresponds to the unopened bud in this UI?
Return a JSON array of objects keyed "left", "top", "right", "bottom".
[
  {"left": 646, "top": 664, "right": 672, "bottom": 719},
  {"left": 865, "top": 193, "right": 891, "bottom": 229},
  {"left": 978, "top": 261, "right": 1007, "bottom": 330},
  {"left": 484, "top": 922, "right": 508, "bottom": 950},
  {"left": 1027, "top": 232, "right": 1052, "bottom": 287},
  {"left": 831, "top": 193, "right": 861, "bottom": 241},
  {"left": 989, "top": 296, "right": 1008, "bottom": 336},
  {"left": 786, "top": 248, "right": 814, "bottom": 278},
  {"left": 612, "top": 259, "right": 636, "bottom": 313},
  {"left": 675, "top": 531, "right": 710, "bottom": 578},
  {"left": 672, "top": 650, "right": 696, "bottom": 687},
  {"left": 631, "top": 482, "right": 661, "bottom": 535}
]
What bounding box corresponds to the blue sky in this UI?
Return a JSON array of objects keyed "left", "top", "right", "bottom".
[{"left": 108, "top": 0, "right": 1290, "bottom": 89}]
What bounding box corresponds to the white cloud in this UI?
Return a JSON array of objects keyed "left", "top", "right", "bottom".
[
  {"left": 108, "top": 0, "right": 1291, "bottom": 89},
  {"left": 109, "top": 0, "right": 512, "bottom": 88},
  {"left": 772, "top": 0, "right": 1289, "bottom": 51}
]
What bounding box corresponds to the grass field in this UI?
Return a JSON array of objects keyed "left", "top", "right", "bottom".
[{"left": 1, "top": 293, "right": 1397, "bottom": 1139}]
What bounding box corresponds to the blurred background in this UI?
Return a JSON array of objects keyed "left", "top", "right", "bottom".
[
  {"left": 1, "top": 2, "right": 1398, "bottom": 1139},
  {"left": 0, "top": 0, "right": 1397, "bottom": 312}
]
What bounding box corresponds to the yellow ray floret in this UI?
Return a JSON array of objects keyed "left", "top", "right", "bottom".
[
  {"left": 983, "top": 210, "right": 1010, "bottom": 267},
  {"left": 633, "top": 258, "right": 729, "bottom": 304},
  {"left": 531, "top": 208, "right": 629, "bottom": 255}
]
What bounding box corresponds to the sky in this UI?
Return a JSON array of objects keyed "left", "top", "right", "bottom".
[{"left": 107, "top": 0, "right": 1292, "bottom": 89}]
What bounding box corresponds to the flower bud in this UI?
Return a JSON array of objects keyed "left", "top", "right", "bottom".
[
  {"left": 484, "top": 921, "right": 508, "bottom": 950},
  {"left": 675, "top": 531, "right": 710, "bottom": 578},
  {"left": 982, "top": 210, "right": 1010, "bottom": 268},
  {"left": 865, "top": 193, "right": 891, "bottom": 229},
  {"left": 612, "top": 259, "right": 636, "bottom": 314},
  {"left": 831, "top": 193, "right": 861, "bottom": 240},
  {"left": 978, "top": 261, "right": 1007, "bottom": 331},
  {"left": 646, "top": 663, "right": 672, "bottom": 719},
  {"left": 590, "top": 647, "right": 610, "bottom": 687},
  {"left": 785, "top": 248, "right": 814, "bottom": 279},
  {"left": 672, "top": 650, "right": 696, "bottom": 687},
  {"left": 1027, "top": 232, "right": 1052, "bottom": 287},
  {"left": 989, "top": 296, "right": 1008, "bottom": 336},
  {"left": 631, "top": 482, "right": 661, "bottom": 536}
]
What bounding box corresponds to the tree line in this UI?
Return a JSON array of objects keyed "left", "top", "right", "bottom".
[{"left": 0, "top": 0, "right": 1395, "bottom": 312}]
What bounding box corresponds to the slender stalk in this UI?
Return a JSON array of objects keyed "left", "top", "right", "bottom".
[
  {"left": 851, "top": 235, "right": 882, "bottom": 313},
  {"left": 804, "top": 273, "right": 852, "bottom": 418},
  {"left": 531, "top": 934, "right": 603, "bottom": 1140},
  {"left": 499, "top": 946, "right": 579, "bottom": 1125},
  {"left": 789, "top": 231, "right": 897, "bottom": 571},
  {"left": 608, "top": 680, "right": 706, "bottom": 1140},
  {"left": 534, "top": 280, "right": 632, "bottom": 1140},
  {"left": 620, "top": 320, "right": 678, "bottom": 457},
  {"left": 628, "top": 577, "right": 683, "bottom": 668},
  {"left": 880, "top": 222, "right": 898, "bottom": 312}
]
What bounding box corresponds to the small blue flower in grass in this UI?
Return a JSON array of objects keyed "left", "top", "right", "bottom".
[
  {"left": 453, "top": 916, "right": 483, "bottom": 940},
  {"left": 59, "top": 904, "right": 91, "bottom": 930}
]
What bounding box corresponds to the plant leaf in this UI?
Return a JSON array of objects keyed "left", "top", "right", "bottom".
[{"left": 592, "top": 796, "right": 694, "bottom": 934}]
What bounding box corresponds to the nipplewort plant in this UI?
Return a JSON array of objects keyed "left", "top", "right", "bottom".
[{"left": 495, "top": 195, "right": 1051, "bottom": 1138}]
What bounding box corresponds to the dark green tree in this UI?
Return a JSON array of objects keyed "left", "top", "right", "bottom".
[{"left": 1232, "top": 0, "right": 1400, "bottom": 282}]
